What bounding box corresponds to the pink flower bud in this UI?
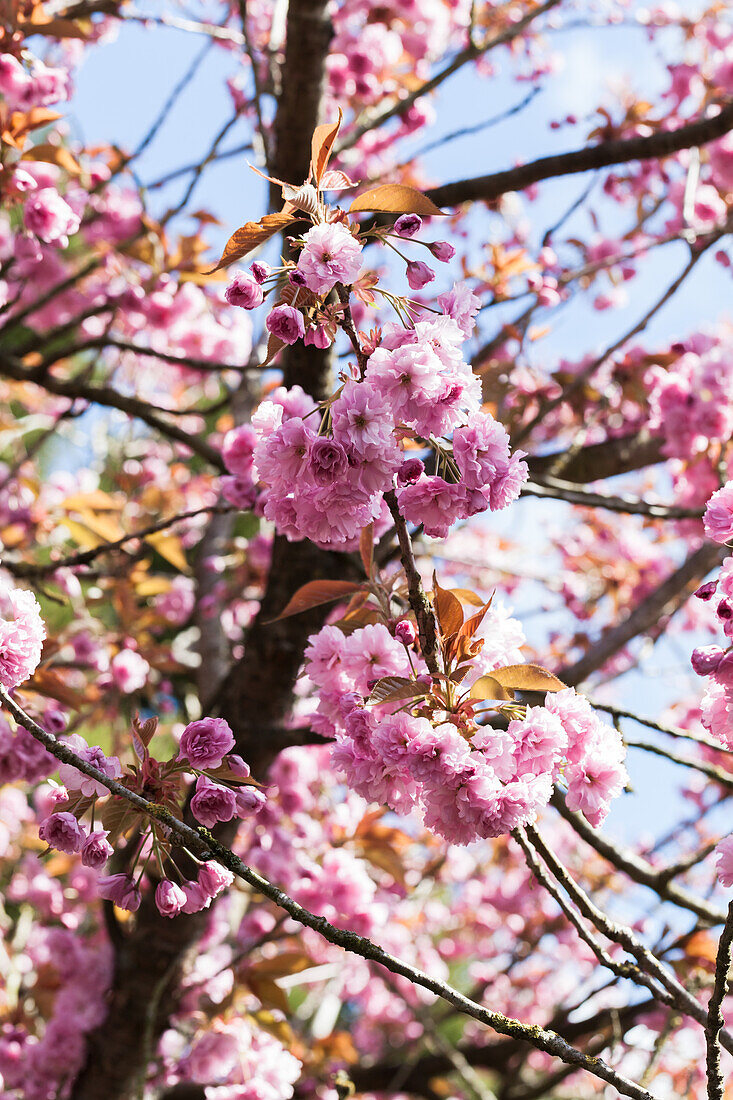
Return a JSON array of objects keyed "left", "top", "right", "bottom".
[
  {"left": 406, "top": 260, "right": 435, "bottom": 290},
  {"left": 265, "top": 304, "right": 305, "bottom": 345},
  {"left": 98, "top": 873, "right": 141, "bottom": 911},
  {"left": 250, "top": 261, "right": 271, "bottom": 283},
  {"left": 227, "top": 754, "right": 251, "bottom": 778},
  {"left": 155, "top": 879, "right": 187, "bottom": 918},
  {"left": 224, "top": 270, "right": 264, "bottom": 310},
  {"left": 81, "top": 829, "right": 114, "bottom": 870},
  {"left": 198, "top": 862, "right": 234, "bottom": 901},
  {"left": 394, "top": 214, "right": 422, "bottom": 238},
  {"left": 234, "top": 785, "right": 266, "bottom": 817},
  {"left": 38, "top": 812, "right": 85, "bottom": 854},
  {"left": 397, "top": 458, "right": 424, "bottom": 486},
  {"left": 695, "top": 580, "right": 718, "bottom": 601},
  {"left": 394, "top": 620, "right": 417, "bottom": 646},
  {"left": 181, "top": 879, "right": 209, "bottom": 914},
  {"left": 428, "top": 241, "right": 455, "bottom": 262}
]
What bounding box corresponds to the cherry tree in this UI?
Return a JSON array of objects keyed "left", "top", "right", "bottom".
[{"left": 3, "top": 2, "right": 733, "bottom": 1100}]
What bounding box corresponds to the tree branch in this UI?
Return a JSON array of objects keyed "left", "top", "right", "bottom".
[
  {"left": 426, "top": 100, "right": 733, "bottom": 208},
  {"left": 560, "top": 541, "right": 727, "bottom": 687},
  {"left": 550, "top": 790, "right": 727, "bottom": 925}
]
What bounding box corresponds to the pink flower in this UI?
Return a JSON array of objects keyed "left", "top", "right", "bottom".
[
  {"left": 251, "top": 260, "right": 270, "bottom": 283},
  {"left": 224, "top": 269, "right": 264, "bottom": 309},
  {"left": 704, "top": 482, "right": 733, "bottom": 543},
  {"left": 297, "top": 222, "right": 362, "bottom": 295},
  {"left": 342, "top": 623, "right": 410, "bottom": 694},
  {"left": 365, "top": 342, "right": 443, "bottom": 427},
  {"left": 266, "top": 304, "right": 305, "bottom": 345},
  {"left": 565, "top": 753, "right": 627, "bottom": 828},
  {"left": 234, "top": 784, "right": 267, "bottom": 816},
  {"left": 198, "top": 861, "right": 235, "bottom": 901},
  {"left": 488, "top": 451, "right": 529, "bottom": 511},
  {"left": 98, "top": 873, "right": 141, "bottom": 911},
  {"left": 397, "top": 476, "right": 466, "bottom": 539},
  {"left": 58, "top": 734, "right": 123, "bottom": 797},
  {"left": 508, "top": 706, "right": 568, "bottom": 777},
  {"left": 191, "top": 775, "right": 237, "bottom": 828},
  {"left": 406, "top": 260, "right": 435, "bottom": 290},
  {"left": 453, "top": 413, "right": 511, "bottom": 490},
  {"left": 222, "top": 424, "right": 258, "bottom": 477},
  {"left": 187, "top": 1028, "right": 240, "bottom": 1082},
  {"left": 178, "top": 716, "right": 235, "bottom": 768},
  {"left": 716, "top": 836, "right": 733, "bottom": 887},
  {"left": 81, "top": 829, "right": 113, "bottom": 870},
  {"left": 331, "top": 380, "right": 399, "bottom": 461},
  {"left": 155, "top": 879, "right": 187, "bottom": 918},
  {"left": 221, "top": 474, "right": 258, "bottom": 510},
  {"left": 23, "top": 187, "right": 80, "bottom": 247},
  {"left": 181, "top": 879, "right": 209, "bottom": 914},
  {"left": 307, "top": 436, "right": 349, "bottom": 485},
  {"left": 39, "top": 812, "right": 86, "bottom": 854},
  {"left": 110, "top": 649, "right": 150, "bottom": 693},
  {"left": 438, "top": 283, "right": 481, "bottom": 337},
  {"left": 0, "top": 583, "right": 45, "bottom": 690}
]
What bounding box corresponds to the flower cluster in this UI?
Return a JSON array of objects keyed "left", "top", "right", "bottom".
[
  {"left": 305, "top": 619, "right": 627, "bottom": 843},
  {"left": 226, "top": 272, "right": 526, "bottom": 548},
  {"left": 646, "top": 344, "right": 733, "bottom": 462},
  {"left": 0, "top": 582, "right": 45, "bottom": 691},
  {"left": 35, "top": 716, "right": 265, "bottom": 918}
]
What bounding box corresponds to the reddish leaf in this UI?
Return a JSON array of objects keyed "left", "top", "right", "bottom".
[
  {"left": 349, "top": 184, "right": 445, "bottom": 217},
  {"left": 247, "top": 977, "right": 289, "bottom": 1014},
  {"left": 368, "top": 676, "right": 426, "bottom": 705},
  {"left": 456, "top": 593, "right": 494, "bottom": 644},
  {"left": 359, "top": 523, "right": 374, "bottom": 578},
  {"left": 311, "top": 109, "right": 343, "bottom": 188},
  {"left": 490, "top": 664, "right": 567, "bottom": 693},
  {"left": 207, "top": 210, "right": 296, "bottom": 273},
  {"left": 262, "top": 330, "right": 286, "bottom": 366},
  {"left": 247, "top": 953, "right": 313, "bottom": 980},
  {"left": 100, "top": 797, "right": 138, "bottom": 845},
  {"left": 22, "top": 142, "right": 81, "bottom": 175},
  {"left": 450, "top": 588, "right": 486, "bottom": 608},
  {"left": 432, "top": 574, "right": 464, "bottom": 638},
  {"left": 268, "top": 580, "right": 362, "bottom": 622}
]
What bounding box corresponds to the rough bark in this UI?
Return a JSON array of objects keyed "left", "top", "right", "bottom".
[{"left": 70, "top": 3, "right": 336, "bottom": 1097}]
